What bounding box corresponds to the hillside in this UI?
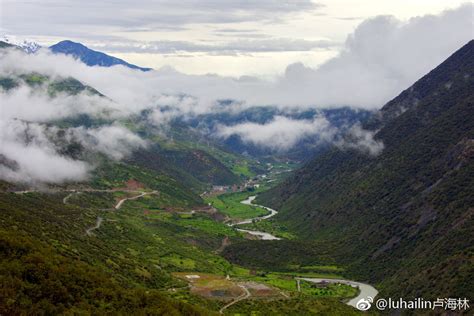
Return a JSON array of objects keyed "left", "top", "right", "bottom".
[
  {"left": 0, "top": 71, "right": 103, "bottom": 96},
  {"left": 0, "top": 230, "right": 210, "bottom": 315},
  {"left": 257, "top": 40, "right": 474, "bottom": 299}
]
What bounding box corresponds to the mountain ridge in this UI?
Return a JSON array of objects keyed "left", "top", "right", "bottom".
[{"left": 50, "top": 40, "right": 152, "bottom": 71}]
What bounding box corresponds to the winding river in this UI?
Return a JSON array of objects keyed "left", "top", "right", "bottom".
[
  {"left": 227, "top": 195, "right": 280, "bottom": 240},
  {"left": 231, "top": 195, "right": 379, "bottom": 309}
]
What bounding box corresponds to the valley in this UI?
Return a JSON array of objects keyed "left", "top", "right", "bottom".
[
  {"left": 0, "top": 159, "right": 369, "bottom": 315},
  {"left": 1, "top": 21, "right": 472, "bottom": 315}
]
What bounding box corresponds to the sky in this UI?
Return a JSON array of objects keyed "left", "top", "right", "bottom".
[{"left": 0, "top": 0, "right": 471, "bottom": 77}]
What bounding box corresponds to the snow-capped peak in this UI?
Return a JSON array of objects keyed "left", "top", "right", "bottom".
[{"left": 1, "top": 35, "right": 42, "bottom": 54}]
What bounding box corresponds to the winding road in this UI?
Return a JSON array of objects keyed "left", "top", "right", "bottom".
[
  {"left": 219, "top": 284, "right": 251, "bottom": 314},
  {"left": 114, "top": 191, "right": 157, "bottom": 209},
  {"left": 85, "top": 190, "right": 158, "bottom": 236},
  {"left": 63, "top": 191, "right": 81, "bottom": 204},
  {"left": 16, "top": 185, "right": 378, "bottom": 309},
  {"left": 85, "top": 216, "right": 103, "bottom": 236}
]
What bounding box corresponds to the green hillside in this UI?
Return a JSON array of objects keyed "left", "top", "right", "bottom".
[
  {"left": 0, "top": 72, "right": 103, "bottom": 96},
  {"left": 0, "top": 230, "right": 210, "bottom": 315},
  {"left": 258, "top": 40, "right": 474, "bottom": 299}
]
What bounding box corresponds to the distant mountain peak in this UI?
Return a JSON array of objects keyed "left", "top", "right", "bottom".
[
  {"left": 49, "top": 40, "right": 152, "bottom": 72},
  {"left": 1, "top": 35, "right": 42, "bottom": 53}
]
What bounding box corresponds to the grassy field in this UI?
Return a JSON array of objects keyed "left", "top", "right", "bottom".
[
  {"left": 176, "top": 215, "right": 240, "bottom": 237},
  {"left": 231, "top": 160, "right": 255, "bottom": 178},
  {"left": 205, "top": 191, "right": 269, "bottom": 220},
  {"left": 300, "top": 281, "right": 358, "bottom": 297},
  {"left": 237, "top": 218, "right": 296, "bottom": 239},
  {"left": 236, "top": 271, "right": 356, "bottom": 297}
]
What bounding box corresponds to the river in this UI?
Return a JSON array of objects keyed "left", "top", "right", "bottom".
[{"left": 226, "top": 195, "right": 280, "bottom": 240}]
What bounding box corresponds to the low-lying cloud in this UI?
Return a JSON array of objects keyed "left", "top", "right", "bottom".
[
  {"left": 0, "top": 85, "right": 119, "bottom": 122},
  {"left": 336, "top": 124, "right": 384, "bottom": 156},
  {"left": 72, "top": 124, "right": 147, "bottom": 160},
  {"left": 0, "top": 119, "right": 89, "bottom": 184},
  {"left": 214, "top": 115, "right": 383, "bottom": 155},
  {"left": 0, "top": 87, "right": 147, "bottom": 184},
  {"left": 215, "top": 116, "right": 336, "bottom": 151}
]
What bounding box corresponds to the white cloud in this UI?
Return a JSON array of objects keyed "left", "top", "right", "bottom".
[
  {"left": 214, "top": 115, "right": 384, "bottom": 155},
  {"left": 2, "top": 0, "right": 468, "bottom": 78},
  {"left": 0, "top": 85, "right": 119, "bottom": 122},
  {"left": 336, "top": 124, "right": 384, "bottom": 156},
  {"left": 71, "top": 125, "right": 147, "bottom": 160},
  {"left": 1, "top": 0, "right": 321, "bottom": 35},
  {"left": 259, "top": 4, "right": 473, "bottom": 108},
  {"left": 215, "top": 115, "right": 336, "bottom": 151},
  {"left": 0, "top": 119, "right": 90, "bottom": 184},
  {"left": 0, "top": 119, "right": 147, "bottom": 184},
  {"left": 0, "top": 78, "right": 147, "bottom": 184}
]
